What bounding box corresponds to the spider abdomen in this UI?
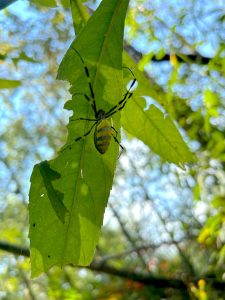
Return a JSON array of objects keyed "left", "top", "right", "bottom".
[{"left": 94, "top": 119, "right": 112, "bottom": 154}]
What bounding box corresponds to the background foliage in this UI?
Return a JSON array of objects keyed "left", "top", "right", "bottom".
[{"left": 0, "top": 0, "right": 225, "bottom": 299}]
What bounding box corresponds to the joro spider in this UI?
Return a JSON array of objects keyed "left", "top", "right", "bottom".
[{"left": 70, "top": 47, "right": 137, "bottom": 154}]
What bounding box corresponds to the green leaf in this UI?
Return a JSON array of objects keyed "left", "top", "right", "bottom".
[
  {"left": 0, "top": 53, "right": 7, "bottom": 60},
  {"left": 70, "top": 0, "right": 90, "bottom": 34},
  {"left": 60, "top": 0, "right": 70, "bottom": 8},
  {"left": 156, "top": 48, "right": 165, "bottom": 60},
  {"left": 30, "top": 0, "right": 85, "bottom": 8},
  {"left": 121, "top": 98, "right": 195, "bottom": 168},
  {"left": 204, "top": 89, "right": 219, "bottom": 109},
  {"left": 122, "top": 53, "right": 194, "bottom": 167},
  {"left": 198, "top": 215, "right": 221, "bottom": 245},
  {"left": 29, "top": 0, "right": 130, "bottom": 277},
  {"left": 0, "top": 79, "right": 21, "bottom": 88},
  {"left": 61, "top": 0, "right": 88, "bottom": 8},
  {"left": 31, "top": 0, "right": 56, "bottom": 7},
  {"left": 12, "top": 51, "right": 37, "bottom": 65}
]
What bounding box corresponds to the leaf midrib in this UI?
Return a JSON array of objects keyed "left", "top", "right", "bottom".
[{"left": 62, "top": 0, "right": 127, "bottom": 263}]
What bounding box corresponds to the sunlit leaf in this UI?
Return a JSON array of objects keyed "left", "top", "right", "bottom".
[
  {"left": 29, "top": 0, "right": 130, "bottom": 277},
  {"left": 122, "top": 98, "right": 195, "bottom": 168},
  {"left": 30, "top": 0, "right": 85, "bottom": 8},
  {"left": 122, "top": 53, "right": 195, "bottom": 167},
  {"left": 70, "top": 0, "right": 89, "bottom": 34},
  {"left": 12, "top": 52, "right": 37, "bottom": 65},
  {"left": 31, "top": 0, "right": 56, "bottom": 7},
  {"left": 67, "top": 0, "right": 193, "bottom": 171}
]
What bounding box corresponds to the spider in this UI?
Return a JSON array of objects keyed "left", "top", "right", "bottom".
[{"left": 70, "top": 47, "right": 136, "bottom": 154}]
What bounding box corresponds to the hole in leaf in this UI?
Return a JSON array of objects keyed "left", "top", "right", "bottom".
[
  {"left": 144, "top": 96, "right": 165, "bottom": 113},
  {"left": 71, "top": 161, "right": 78, "bottom": 169},
  {"left": 81, "top": 183, "right": 89, "bottom": 196}
]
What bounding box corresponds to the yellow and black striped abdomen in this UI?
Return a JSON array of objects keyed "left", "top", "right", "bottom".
[{"left": 94, "top": 119, "right": 112, "bottom": 154}]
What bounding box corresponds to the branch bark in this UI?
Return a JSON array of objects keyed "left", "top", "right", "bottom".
[
  {"left": 124, "top": 43, "right": 211, "bottom": 65},
  {"left": 1, "top": 240, "right": 225, "bottom": 293}
]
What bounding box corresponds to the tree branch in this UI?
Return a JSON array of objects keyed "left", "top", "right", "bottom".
[
  {"left": 1, "top": 240, "right": 225, "bottom": 292},
  {"left": 109, "top": 203, "right": 147, "bottom": 268},
  {"left": 97, "top": 240, "right": 187, "bottom": 263},
  {"left": 89, "top": 260, "right": 187, "bottom": 290},
  {"left": 0, "top": 241, "right": 30, "bottom": 257},
  {"left": 0, "top": 240, "right": 188, "bottom": 291},
  {"left": 124, "top": 43, "right": 211, "bottom": 65}
]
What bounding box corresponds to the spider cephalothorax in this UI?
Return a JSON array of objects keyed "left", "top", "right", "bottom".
[{"left": 71, "top": 47, "right": 136, "bottom": 154}]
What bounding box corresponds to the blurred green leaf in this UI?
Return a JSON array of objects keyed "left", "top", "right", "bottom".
[
  {"left": 193, "top": 182, "right": 200, "bottom": 201},
  {"left": 0, "top": 53, "right": 7, "bottom": 60},
  {"left": 203, "top": 89, "right": 219, "bottom": 133},
  {"left": 156, "top": 48, "right": 165, "bottom": 60},
  {"left": 60, "top": 0, "right": 70, "bottom": 7},
  {"left": 31, "top": 0, "right": 56, "bottom": 7},
  {"left": 30, "top": 0, "right": 85, "bottom": 8},
  {"left": 12, "top": 51, "right": 37, "bottom": 65},
  {"left": 0, "top": 79, "right": 21, "bottom": 88},
  {"left": 211, "top": 196, "right": 225, "bottom": 209},
  {"left": 198, "top": 215, "right": 221, "bottom": 245},
  {"left": 204, "top": 89, "right": 219, "bottom": 109}
]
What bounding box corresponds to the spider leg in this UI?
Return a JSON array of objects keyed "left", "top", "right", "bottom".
[
  {"left": 71, "top": 117, "right": 97, "bottom": 122},
  {"left": 59, "top": 121, "right": 97, "bottom": 153},
  {"left": 110, "top": 126, "right": 124, "bottom": 151},
  {"left": 111, "top": 126, "right": 118, "bottom": 135},
  {"left": 72, "top": 93, "right": 97, "bottom": 115},
  {"left": 71, "top": 47, "right": 98, "bottom": 116},
  {"left": 111, "top": 133, "right": 125, "bottom": 158},
  {"left": 104, "top": 93, "right": 129, "bottom": 116},
  {"left": 104, "top": 78, "right": 136, "bottom": 118},
  {"left": 75, "top": 122, "right": 97, "bottom": 141},
  {"left": 105, "top": 93, "right": 133, "bottom": 118}
]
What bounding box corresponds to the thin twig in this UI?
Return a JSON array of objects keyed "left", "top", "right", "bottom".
[{"left": 109, "top": 203, "right": 147, "bottom": 268}]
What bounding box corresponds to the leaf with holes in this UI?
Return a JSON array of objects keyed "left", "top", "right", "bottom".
[
  {"left": 67, "top": 2, "right": 194, "bottom": 167},
  {"left": 122, "top": 52, "right": 195, "bottom": 167},
  {"left": 121, "top": 97, "right": 195, "bottom": 168},
  {"left": 29, "top": 0, "right": 130, "bottom": 277}
]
